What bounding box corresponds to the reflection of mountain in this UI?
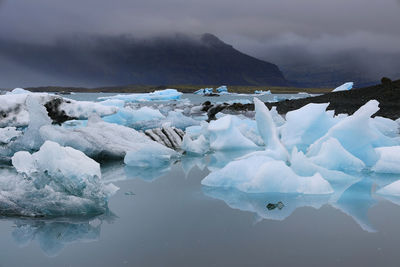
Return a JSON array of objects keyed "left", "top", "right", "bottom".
[{"left": 8, "top": 213, "right": 115, "bottom": 257}]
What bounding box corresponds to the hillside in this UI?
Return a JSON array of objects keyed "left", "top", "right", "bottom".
[{"left": 0, "top": 33, "right": 288, "bottom": 87}]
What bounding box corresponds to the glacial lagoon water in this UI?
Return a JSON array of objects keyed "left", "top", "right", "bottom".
[{"left": 2, "top": 93, "right": 400, "bottom": 266}]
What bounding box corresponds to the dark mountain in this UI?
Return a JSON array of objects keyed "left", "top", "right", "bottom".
[{"left": 0, "top": 33, "right": 288, "bottom": 87}]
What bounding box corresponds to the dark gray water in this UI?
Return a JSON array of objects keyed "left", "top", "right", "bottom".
[{"left": 1, "top": 158, "right": 400, "bottom": 267}]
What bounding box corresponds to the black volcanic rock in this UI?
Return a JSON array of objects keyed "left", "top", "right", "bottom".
[
  {"left": 221, "top": 79, "right": 400, "bottom": 120},
  {"left": 0, "top": 34, "right": 288, "bottom": 87}
]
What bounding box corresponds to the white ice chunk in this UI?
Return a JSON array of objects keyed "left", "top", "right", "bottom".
[
  {"left": 309, "top": 138, "right": 366, "bottom": 172},
  {"left": 0, "top": 127, "right": 22, "bottom": 144},
  {"left": 181, "top": 134, "right": 209, "bottom": 155},
  {"left": 254, "top": 98, "right": 288, "bottom": 161},
  {"left": 377, "top": 180, "right": 400, "bottom": 196},
  {"left": 372, "top": 146, "right": 400, "bottom": 173},
  {"left": 3, "top": 141, "right": 118, "bottom": 217},
  {"left": 98, "top": 89, "right": 182, "bottom": 102},
  {"left": 307, "top": 100, "right": 381, "bottom": 166},
  {"left": 202, "top": 157, "right": 333, "bottom": 195},
  {"left": 208, "top": 115, "right": 258, "bottom": 151},
  {"left": 280, "top": 103, "right": 339, "bottom": 150},
  {"left": 40, "top": 115, "right": 177, "bottom": 160},
  {"left": 332, "top": 82, "right": 353, "bottom": 92}
]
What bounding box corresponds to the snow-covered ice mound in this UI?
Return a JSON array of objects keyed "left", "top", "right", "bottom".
[
  {"left": 0, "top": 141, "right": 118, "bottom": 217},
  {"left": 98, "top": 89, "right": 182, "bottom": 102}
]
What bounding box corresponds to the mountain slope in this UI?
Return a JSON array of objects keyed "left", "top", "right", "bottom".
[{"left": 0, "top": 33, "right": 288, "bottom": 87}]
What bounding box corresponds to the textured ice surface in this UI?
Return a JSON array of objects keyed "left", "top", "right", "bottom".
[
  {"left": 41, "top": 115, "right": 177, "bottom": 160},
  {"left": 307, "top": 100, "right": 382, "bottom": 166},
  {"left": 124, "top": 143, "right": 175, "bottom": 168},
  {"left": 194, "top": 88, "right": 213, "bottom": 95},
  {"left": 202, "top": 157, "right": 333, "bottom": 194},
  {"left": 98, "top": 89, "right": 182, "bottom": 102},
  {"left": 216, "top": 86, "right": 228, "bottom": 94},
  {"left": 103, "top": 106, "right": 165, "bottom": 126},
  {"left": 208, "top": 115, "right": 258, "bottom": 151},
  {"left": 0, "top": 141, "right": 118, "bottom": 217},
  {"left": 372, "top": 146, "right": 400, "bottom": 173},
  {"left": 280, "top": 103, "right": 340, "bottom": 150},
  {"left": 182, "top": 134, "right": 209, "bottom": 155},
  {"left": 309, "top": 138, "right": 366, "bottom": 172},
  {"left": 332, "top": 82, "right": 353, "bottom": 92},
  {"left": 0, "top": 127, "right": 22, "bottom": 144},
  {"left": 0, "top": 90, "right": 116, "bottom": 127},
  {"left": 254, "top": 98, "right": 288, "bottom": 161}
]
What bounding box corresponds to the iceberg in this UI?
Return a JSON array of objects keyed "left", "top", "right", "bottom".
[
  {"left": 372, "top": 146, "right": 400, "bottom": 173},
  {"left": 0, "top": 90, "right": 117, "bottom": 127},
  {"left": 307, "top": 100, "right": 381, "bottom": 166},
  {"left": 216, "top": 85, "right": 228, "bottom": 94},
  {"left": 194, "top": 88, "right": 214, "bottom": 95},
  {"left": 208, "top": 115, "right": 258, "bottom": 151},
  {"left": 254, "top": 98, "right": 288, "bottom": 161},
  {"left": 98, "top": 89, "right": 182, "bottom": 102},
  {"left": 0, "top": 141, "right": 118, "bottom": 217},
  {"left": 332, "top": 82, "right": 353, "bottom": 92},
  {"left": 308, "top": 138, "right": 366, "bottom": 172},
  {"left": 280, "top": 103, "right": 340, "bottom": 150},
  {"left": 202, "top": 158, "right": 333, "bottom": 195},
  {"left": 181, "top": 134, "right": 209, "bottom": 155},
  {"left": 40, "top": 115, "right": 177, "bottom": 160}
]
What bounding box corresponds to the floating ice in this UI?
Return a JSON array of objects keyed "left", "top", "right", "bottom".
[
  {"left": 41, "top": 115, "right": 177, "bottom": 160},
  {"left": 0, "top": 141, "right": 118, "bottom": 217},
  {"left": 280, "top": 103, "right": 340, "bottom": 150},
  {"left": 103, "top": 106, "right": 165, "bottom": 126},
  {"left": 372, "top": 146, "right": 400, "bottom": 173},
  {"left": 208, "top": 115, "right": 258, "bottom": 151},
  {"left": 309, "top": 138, "right": 366, "bottom": 172},
  {"left": 216, "top": 85, "right": 228, "bottom": 94},
  {"left": 377, "top": 179, "right": 400, "bottom": 196},
  {"left": 194, "top": 88, "right": 213, "bottom": 95},
  {"left": 124, "top": 143, "right": 175, "bottom": 168},
  {"left": 307, "top": 100, "right": 381, "bottom": 166},
  {"left": 98, "top": 89, "right": 182, "bottom": 102},
  {"left": 254, "top": 90, "right": 271, "bottom": 95},
  {"left": 181, "top": 134, "right": 209, "bottom": 155},
  {"left": 254, "top": 98, "right": 288, "bottom": 161},
  {"left": 0, "top": 127, "right": 22, "bottom": 144},
  {"left": 202, "top": 157, "right": 333, "bottom": 194},
  {"left": 0, "top": 90, "right": 116, "bottom": 127},
  {"left": 332, "top": 82, "right": 353, "bottom": 92}
]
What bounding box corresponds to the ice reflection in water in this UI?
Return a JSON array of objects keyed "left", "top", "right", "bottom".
[{"left": 3, "top": 213, "right": 115, "bottom": 257}]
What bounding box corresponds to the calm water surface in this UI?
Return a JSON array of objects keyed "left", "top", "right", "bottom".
[{"left": 1, "top": 158, "right": 400, "bottom": 267}]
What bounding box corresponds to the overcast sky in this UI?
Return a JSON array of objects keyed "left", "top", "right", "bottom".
[{"left": 0, "top": 0, "right": 399, "bottom": 86}]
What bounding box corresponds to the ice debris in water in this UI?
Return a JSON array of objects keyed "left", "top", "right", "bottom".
[
  {"left": 332, "top": 82, "right": 353, "bottom": 92},
  {"left": 0, "top": 89, "right": 116, "bottom": 127},
  {"left": 201, "top": 98, "right": 400, "bottom": 195},
  {"left": 98, "top": 89, "right": 182, "bottom": 102},
  {"left": 0, "top": 141, "right": 118, "bottom": 217}
]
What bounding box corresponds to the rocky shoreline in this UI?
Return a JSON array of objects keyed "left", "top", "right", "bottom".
[{"left": 205, "top": 78, "right": 400, "bottom": 120}]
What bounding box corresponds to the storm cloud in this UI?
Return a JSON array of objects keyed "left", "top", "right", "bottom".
[{"left": 0, "top": 0, "right": 399, "bottom": 87}]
